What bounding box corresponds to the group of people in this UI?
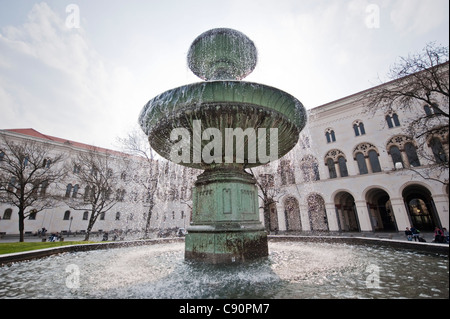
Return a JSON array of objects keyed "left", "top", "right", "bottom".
[
  {"left": 433, "top": 226, "right": 449, "bottom": 243},
  {"left": 404, "top": 226, "right": 423, "bottom": 242},
  {"left": 405, "top": 225, "right": 449, "bottom": 243}
]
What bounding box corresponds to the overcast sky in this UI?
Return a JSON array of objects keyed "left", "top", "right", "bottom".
[{"left": 0, "top": 0, "right": 448, "bottom": 150}]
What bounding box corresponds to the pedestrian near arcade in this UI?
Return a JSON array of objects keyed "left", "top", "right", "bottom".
[
  {"left": 410, "top": 226, "right": 420, "bottom": 242},
  {"left": 405, "top": 227, "right": 413, "bottom": 241},
  {"left": 434, "top": 226, "right": 444, "bottom": 243}
]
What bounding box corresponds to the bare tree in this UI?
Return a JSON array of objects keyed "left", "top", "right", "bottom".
[
  {"left": 64, "top": 148, "right": 125, "bottom": 241},
  {"left": 362, "top": 43, "right": 449, "bottom": 185},
  {"left": 116, "top": 128, "right": 158, "bottom": 238},
  {"left": 0, "top": 134, "right": 67, "bottom": 242},
  {"left": 249, "top": 168, "right": 284, "bottom": 233}
]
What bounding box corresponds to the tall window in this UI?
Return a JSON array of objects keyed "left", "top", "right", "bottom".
[
  {"left": 325, "top": 128, "right": 336, "bottom": 143},
  {"left": 28, "top": 209, "right": 37, "bottom": 220},
  {"left": 405, "top": 143, "right": 421, "bottom": 167},
  {"left": 389, "top": 146, "right": 403, "bottom": 167},
  {"left": 355, "top": 153, "right": 368, "bottom": 175},
  {"left": 326, "top": 158, "right": 337, "bottom": 179},
  {"left": 63, "top": 210, "right": 71, "bottom": 220},
  {"left": 353, "top": 121, "right": 366, "bottom": 136},
  {"left": 386, "top": 113, "right": 400, "bottom": 128},
  {"left": 368, "top": 150, "right": 381, "bottom": 173},
  {"left": 3, "top": 208, "right": 12, "bottom": 220},
  {"left": 278, "top": 160, "right": 295, "bottom": 185},
  {"left": 430, "top": 137, "right": 447, "bottom": 163},
  {"left": 65, "top": 184, "right": 72, "bottom": 197},
  {"left": 300, "top": 155, "right": 320, "bottom": 182},
  {"left": 72, "top": 184, "right": 79, "bottom": 198},
  {"left": 337, "top": 156, "right": 349, "bottom": 177}
]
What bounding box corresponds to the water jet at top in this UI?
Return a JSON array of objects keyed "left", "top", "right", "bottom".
[{"left": 139, "top": 28, "right": 307, "bottom": 263}]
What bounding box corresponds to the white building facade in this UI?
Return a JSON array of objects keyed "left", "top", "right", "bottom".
[
  {"left": 255, "top": 74, "right": 449, "bottom": 234},
  {"left": 0, "top": 129, "right": 196, "bottom": 237}
]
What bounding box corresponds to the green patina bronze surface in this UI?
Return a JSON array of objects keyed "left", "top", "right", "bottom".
[{"left": 139, "top": 28, "right": 307, "bottom": 263}]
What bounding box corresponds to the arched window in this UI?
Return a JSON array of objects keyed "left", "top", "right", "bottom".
[
  {"left": 325, "top": 128, "right": 336, "bottom": 143},
  {"left": 83, "top": 211, "right": 89, "bottom": 220},
  {"left": 393, "top": 113, "right": 400, "bottom": 126},
  {"left": 300, "top": 155, "right": 320, "bottom": 182},
  {"left": 326, "top": 158, "right": 337, "bottom": 179},
  {"left": 368, "top": 150, "right": 381, "bottom": 173},
  {"left": 3, "top": 208, "right": 12, "bottom": 220},
  {"left": 354, "top": 143, "right": 382, "bottom": 174},
  {"left": 405, "top": 143, "right": 421, "bottom": 167},
  {"left": 356, "top": 153, "right": 368, "bottom": 174},
  {"left": 430, "top": 137, "right": 447, "bottom": 163},
  {"left": 386, "top": 135, "right": 421, "bottom": 169},
  {"left": 115, "top": 212, "right": 121, "bottom": 220},
  {"left": 278, "top": 160, "right": 295, "bottom": 185},
  {"left": 353, "top": 121, "right": 366, "bottom": 136},
  {"left": 65, "top": 184, "right": 73, "bottom": 197},
  {"left": 325, "top": 149, "right": 347, "bottom": 179},
  {"left": 389, "top": 146, "right": 403, "bottom": 167},
  {"left": 386, "top": 115, "right": 393, "bottom": 128},
  {"left": 337, "top": 156, "right": 348, "bottom": 177},
  {"left": 424, "top": 103, "right": 443, "bottom": 116},
  {"left": 72, "top": 184, "right": 79, "bottom": 198},
  {"left": 63, "top": 210, "right": 71, "bottom": 220},
  {"left": 84, "top": 186, "right": 91, "bottom": 201},
  {"left": 40, "top": 181, "right": 48, "bottom": 196},
  {"left": 386, "top": 113, "right": 401, "bottom": 128}
]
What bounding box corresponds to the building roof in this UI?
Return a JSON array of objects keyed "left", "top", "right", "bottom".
[{"left": 3, "top": 128, "right": 129, "bottom": 157}]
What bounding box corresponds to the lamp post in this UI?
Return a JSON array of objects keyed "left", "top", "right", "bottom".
[{"left": 69, "top": 216, "right": 73, "bottom": 235}]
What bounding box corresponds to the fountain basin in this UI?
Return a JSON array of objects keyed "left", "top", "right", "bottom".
[
  {"left": 0, "top": 238, "right": 447, "bottom": 299},
  {"left": 138, "top": 81, "right": 307, "bottom": 168}
]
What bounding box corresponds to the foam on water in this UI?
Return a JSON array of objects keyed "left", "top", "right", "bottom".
[{"left": 0, "top": 241, "right": 448, "bottom": 299}]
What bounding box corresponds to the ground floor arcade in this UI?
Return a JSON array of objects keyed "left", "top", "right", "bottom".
[{"left": 263, "top": 177, "right": 449, "bottom": 234}]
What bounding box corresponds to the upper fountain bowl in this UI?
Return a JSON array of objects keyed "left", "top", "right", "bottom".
[{"left": 188, "top": 28, "right": 257, "bottom": 81}]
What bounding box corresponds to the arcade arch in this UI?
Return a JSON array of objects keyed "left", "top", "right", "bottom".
[
  {"left": 402, "top": 184, "right": 439, "bottom": 231},
  {"left": 307, "top": 193, "right": 329, "bottom": 231},
  {"left": 334, "top": 191, "right": 359, "bottom": 231},
  {"left": 365, "top": 188, "right": 397, "bottom": 231},
  {"left": 284, "top": 196, "right": 302, "bottom": 231}
]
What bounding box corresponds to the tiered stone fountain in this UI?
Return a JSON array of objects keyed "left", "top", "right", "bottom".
[{"left": 139, "top": 28, "right": 307, "bottom": 263}]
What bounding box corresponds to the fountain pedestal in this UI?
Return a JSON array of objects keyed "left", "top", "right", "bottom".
[{"left": 185, "top": 167, "right": 268, "bottom": 263}]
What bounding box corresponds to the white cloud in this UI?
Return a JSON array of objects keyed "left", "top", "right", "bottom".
[
  {"left": 390, "top": 0, "right": 448, "bottom": 35},
  {"left": 0, "top": 2, "right": 140, "bottom": 149}
]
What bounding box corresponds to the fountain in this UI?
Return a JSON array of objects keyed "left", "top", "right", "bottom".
[
  {"left": 138, "top": 28, "right": 307, "bottom": 263},
  {"left": 1, "top": 29, "right": 448, "bottom": 301}
]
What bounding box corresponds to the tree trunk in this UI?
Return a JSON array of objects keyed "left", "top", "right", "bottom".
[
  {"left": 84, "top": 213, "right": 97, "bottom": 241},
  {"left": 263, "top": 201, "right": 271, "bottom": 233},
  {"left": 18, "top": 208, "right": 25, "bottom": 242},
  {"left": 143, "top": 203, "right": 154, "bottom": 239}
]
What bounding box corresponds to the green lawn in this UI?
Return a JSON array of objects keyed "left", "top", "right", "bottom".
[{"left": 0, "top": 241, "right": 94, "bottom": 255}]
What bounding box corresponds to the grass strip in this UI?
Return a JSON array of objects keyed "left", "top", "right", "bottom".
[{"left": 0, "top": 241, "right": 94, "bottom": 255}]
